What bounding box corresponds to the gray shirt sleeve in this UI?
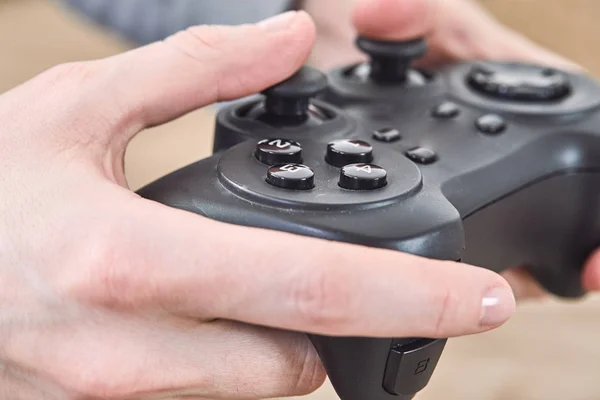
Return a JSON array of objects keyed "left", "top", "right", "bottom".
[{"left": 62, "top": 0, "right": 295, "bottom": 45}]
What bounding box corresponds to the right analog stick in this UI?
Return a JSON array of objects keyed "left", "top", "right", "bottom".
[{"left": 356, "top": 36, "right": 427, "bottom": 83}]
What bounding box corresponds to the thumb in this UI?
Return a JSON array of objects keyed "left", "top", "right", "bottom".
[
  {"left": 583, "top": 249, "right": 600, "bottom": 291},
  {"left": 352, "top": 0, "right": 435, "bottom": 40},
  {"left": 352, "top": 0, "right": 580, "bottom": 71},
  {"left": 55, "top": 11, "right": 316, "bottom": 141}
]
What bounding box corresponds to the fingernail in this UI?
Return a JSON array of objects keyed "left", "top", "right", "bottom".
[
  {"left": 480, "top": 287, "right": 515, "bottom": 327},
  {"left": 259, "top": 11, "right": 298, "bottom": 33}
]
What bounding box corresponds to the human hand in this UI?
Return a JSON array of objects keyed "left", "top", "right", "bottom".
[
  {"left": 352, "top": 0, "right": 600, "bottom": 299},
  {"left": 303, "top": 0, "right": 580, "bottom": 72},
  {"left": 302, "top": 0, "right": 596, "bottom": 299},
  {"left": 0, "top": 10, "right": 515, "bottom": 399}
]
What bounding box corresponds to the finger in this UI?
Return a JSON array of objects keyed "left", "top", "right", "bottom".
[
  {"left": 34, "top": 11, "right": 316, "bottom": 141},
  {"left": 8, "top": 316, "right": 324, "bottom": 400},
  {"left": 352, "top": 0, "right": 435, "bottom": 40},
  {"left": 582, "top": 249, "right": 600, "bottom": 291},
  {"left": 112, "top": 10, "right": 315, "bottom": 130},
  {"left": 76, "top": 198, "right": 515, "bottom": 340},
  {"left": 352, "top": 0, "right": 581, "bottom": 71},
  {"left": 501, "top": 267, "right": 549, "bottom": 300}
]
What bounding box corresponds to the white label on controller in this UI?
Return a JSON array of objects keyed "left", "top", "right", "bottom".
[
  {"left": 268, "top": 139, "right": 289, "bottom": 148},
  {"left": 280, "top": 164, "right": 302, "bottom": 173},
  {"left": 355, "top": 165, "right": 372, "bottom": 173}
]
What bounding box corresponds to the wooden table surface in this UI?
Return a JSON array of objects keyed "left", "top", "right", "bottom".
[{"left": 2, "top": 1, "right": 600, "bottom": 399}]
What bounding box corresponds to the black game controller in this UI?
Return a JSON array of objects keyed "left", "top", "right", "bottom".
[{"left": 138, "top": 35, "right": 600, "bottom": 400}]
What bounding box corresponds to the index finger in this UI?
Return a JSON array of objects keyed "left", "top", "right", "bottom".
[{"left": 82, "top": 199, "right": 515, "bottom": 340}]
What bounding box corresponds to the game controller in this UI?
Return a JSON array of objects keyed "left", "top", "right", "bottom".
[{"left": 137, "top": 35, "right": 600, "bottom": 399}]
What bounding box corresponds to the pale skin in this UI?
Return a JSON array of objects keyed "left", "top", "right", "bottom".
[
  {"left": 0, "top": 0, "right": 599, "bottom": 399},
  {"left": 306, "top": 0, "right": 599, "bottom": 298}
]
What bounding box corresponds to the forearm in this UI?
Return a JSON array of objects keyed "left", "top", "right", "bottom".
[{"left": 62, "top": 0, "right": 295, "bottom": 45}]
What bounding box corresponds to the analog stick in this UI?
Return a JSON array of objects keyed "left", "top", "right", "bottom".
[
  {"left": 356, "top": 36, "right": 427, "bottom": 84},
  {"left": 244, "top": 66, "right": 329, "bottom": 126},
  {"left": 263, "top": 67, "right": 328, "bottom": 118}
]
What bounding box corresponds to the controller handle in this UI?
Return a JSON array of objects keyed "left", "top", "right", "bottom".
[{"left": 356, "top": 36, "right": 427, "bottom": 83}]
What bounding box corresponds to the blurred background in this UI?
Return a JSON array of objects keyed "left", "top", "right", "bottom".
[{"left": 2, "top": 1, "right": 600, "bottom": 399}]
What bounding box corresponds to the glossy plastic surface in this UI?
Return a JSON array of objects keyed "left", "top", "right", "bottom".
[{"left": 138, "top": 40, "right": 600, "bottom": 400}]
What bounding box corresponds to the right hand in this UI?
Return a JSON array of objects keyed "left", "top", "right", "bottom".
[{"left": 0, "top": 11, "right": 514, "bottom": 399}]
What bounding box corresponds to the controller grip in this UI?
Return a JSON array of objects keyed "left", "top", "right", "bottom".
[
  {"left": 448, "top": 170, "right": 600, "bottom": 298},
  {"left": 136, "top": 155, "right": 460, "bottom": 400},
  {"left": 310, "top": 335, "right": 447, "bottom": 400}
]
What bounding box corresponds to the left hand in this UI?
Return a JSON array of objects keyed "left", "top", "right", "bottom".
[{"left": 301, "top": 0, "right": 600, "bottom": 299}]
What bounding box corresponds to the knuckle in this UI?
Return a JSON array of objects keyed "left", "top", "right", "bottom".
[
  {"left": 291, "top": 339, "right": 326, "bottom": 396},
  {"left": 38, "top": 61, "right": 99, "bottom": 89},
  {"left": 185, "top": 25, "right": 229, "bottom": 51},
  {"left": 292, "top": 266, "right": 354, "bottom": 331},
  {"left": 58, "top": 231, "right": 135, "bottom": 309},
  {"left": 431, "top": 285, "right": 455, "bottom": 337},
  {"left": 70, "top": 372, "right": 121, "bottom": 399},
  {"left": 167, "top": 25, "right": 229, "bottom": 59},
  {"left": 69, "top": 366, "right": 137, "bottom": 400},
  {"left": 28, "top": 61, "right": 117, "bottom": 150}
]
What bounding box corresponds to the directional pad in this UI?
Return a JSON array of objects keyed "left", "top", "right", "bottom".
[{"left": 466, "top": 63, "right": 572, "bottom": 102}]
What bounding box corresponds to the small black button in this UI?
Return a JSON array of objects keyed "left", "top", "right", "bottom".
[
  {"left": 339, "top": 163, "right": 387, "bottom": 190},
  {"left": 373, "top": 128, "right": 402, "bottom": 143},
  {"left": 405, "top": 147, "right": 438, "bottom": 164},
  {"left": 476, "top": 114, "right": 506, "bottom": 135},
  {"left": 266, "top": 164, "right": 314, "bottom": 190},
  {"left": 383, "top": 338, "right": 447, "bottom": 396},
  {"left": 255, "top": 139, "right": 303, "bottom": 165},
  {"left": 432, "top": 102, "right": 460, "bottom": 119},
  {"left": 326, "top": 139, "right": 374, "bottom": 167}
]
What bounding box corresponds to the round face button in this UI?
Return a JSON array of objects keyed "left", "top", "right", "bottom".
[
  {"left": 476, "top": 114, "right": 506, "bottom": 135},
  {"left": 405, "top": 147, "right": 438, "bottom": 165},
  {"left": 339, "top": 163, "right": 387, "bottom": 191},
  {"left": 266, "top": 163, "right": 314, "bottom": 190},
  {"left": 373, "top": 127, "right": 402, "bottom": 143},
  {"left": 255, "top": 138, "right": 302, "bottom": 165},
  {"left": 432, "top": 102, "right": 460, "bottom": 118},
  {"left": 326, "top": 139, "right": 374, "bottom": 167}
]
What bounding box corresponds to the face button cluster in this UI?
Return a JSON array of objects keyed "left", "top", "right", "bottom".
[{"left": 256, "top": 138, "right": 389, "bottom": 192}]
